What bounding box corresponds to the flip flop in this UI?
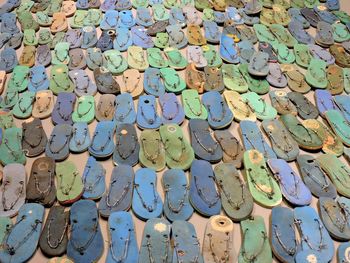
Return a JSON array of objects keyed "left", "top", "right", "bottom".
[
  {"left": 50, "top": 64, "right": 74, "bottom": 95},
  {"left": 35, "top": 44, "right": 51, "bottom": 67},
  {"left": 315, "top": 90, "right": 337, "bottom": 117},
  {"left": 338, "top": 241, "right": 350, "bottom": 262},
  {"left": 160, "top": 67, "right": 186, "bottom": 93},
  {"left": 115, "top": 0, "right": 132, "bottom": 10},
  {"left": 0, "top": 71, "right": 6, "bottom": 94},
  {"left": 253, "top": 24, "right": 278, "bottom": 46},
  {"left": 294, "top": 43, "right": 312, "bottom": 68},
  {"left": 164, "top": 47, "right": 188, "bottom": 69},
  {"left": 223, "top": 90, "right": 255, "bottom": 122},
  {"left": 266, "top": 62, "right": 287, "bottom": 88},
  {"left": 1, "top": 13, "right": 20, "bottom": 35},
  {"left": 189, "top": 159, "right": 221, "bottom": 216},
  {"left": 240, "top": 120, "right": 276, "bottom": 160},
  {"left": 113, "top": 123, "right": 139, "bottom": 167},
  {"left": 144, "top": 68, "right": 165, "bottom": 96},
  {"left": 32, "top": 90, "right": 54, "bottom": 119},
  {"left": 203, "top": 66, "right": 224, "bottom": 92},
  {"left": 131, "top": 26, "right": 153, "bottom": 48},
  {"left": 51, "top": 42, "right": 70, "bottom": 66},
  {"left": 12, "top": 91, "right": 35, "bottom": 119},
  {"left": 102, "top": 49, "right": 128, "bottom": 74},
  {"left": 0, "top": 125, "right": 25, "bottom": 164},
  {"left": 72, "top": 95, "right": 95, "bottom": 124},
  {"left": 127, "top": 46, "right": 149, "bottom": 71},
  {"left": 269, "top": 90, "right": 297, "bottom": 116},
  {"left": 268, "top": 158, "right": 312, "bottom": 206},
  {"left": 185, "top": 63, "right": 206, "bottom": 93},
  {"left": 333, "top": 22, "right": 350, "bottom": 43},
  {"left": 203, "top": 215, "right": 235, "bottom": 262},
  {"left": 288, "top": 21, "right": 315, "bottom": 44},
  {"left": 236, "top": 24, "right": 258, "bottom": 43},
  {"left": 272, "top": 4, "right": 290, "bottom": 26},
  {"left": 162, "top": 169, "right": 193, "bottom": 221},
  {"left": 45, "top": 124, "right": 72, "bottom": 161},
  {"left": 120, "top": 69, "right": 143, "bottom": 97},
  {"left": 139, "top": 129, "right": 165, "bottom": 171},
  {"left": 39, "top": 205, "right": 69, "bottom": 257},
  {"left": 51, "top": 92, "right": 76, "bottom": 125},
  {"left": 0, "top": 48, "right": 18, "bottom": 73},
  {"left": 219, "top": 34, "right": 239, "bottom": 64},
  {"left": 18, "top": 45, "right": 36, "bottom": 67},
  {"left": 132, "top": 168, "right": 163, "bottom": 220},
  {"left": 318, "top": 197, "right": 350, "bottom": 241},
  {"left": 294, "top": 206, "right": 334, "bottom": 262},
  {"left": 21, "top": 118, "right": 47, "bottom": 157},
  {"left": 260, "top": 7, "right": 275, "bottom": 26},
  {"left": 68, "top": 48, "right": 86, "bottom": 70},
  {"left": 241, "top": 92, "right": 277, "bottom": 120},
  {"left": 269, "top": 24, "right": 297, "bottom": 48},
  {"left": 154, "top": 32, "right": 169, "bottom": 49},
  {"left": 271, "top": 207, "right": 300, "bottom": 263},
  {"left": 296, "top": 154, "right": 337, "bottom": 199},
  {"left": 0, "top": 203, "right": 44, "bottom": 263},
  {"left": 333, "top": 10, "right": 350, "bottom": 23},
  {"left": 6, "top": 65, "right": 29, "bottom": 93},
  {"left": 257, "top": 42, "right": 277, "bottom": 63},
  {"left": 181, "top": 89, "right": 208, "bottom": 119},
  {"left": 288, "top": 91, "right": 319, "bottom": 119},
  {"left": 89, "top": 121, "right": 115, "bottom": 158},
  {"left": 187, "top": 24, "right": 206, "bottom": 45},
  {"left": 326, "top": 0, "right": 339, "bottom": 10},
  {"left": 305, "top": 58, "right": 328, "bottom": 89},
  {"left": 262, "top": 119, "right": 299, "bottom": 161},
  {"left": 137, "top": 95, "right": 161, "bottom": 129},
  {"left": 69, "top": 69, "right": 97, "bottom": 97},
  {"left": 81, "top": 156, "right": 105, "bottom": 200},
  {"left": 23, "top": 29, "right": 38, "bottom": 47},
  {"left": 94, "top": 67, "right": 120, "bottom": 94},
  {"left": 325, "top": 109, "right": 350, "bottom": 146},
  {"left": 0, "top": 164, "right": 26, "bottom": 217},
  {"left": 243, "top": 150, "right": 282, "bottom": 208},
  {"left": 69, "top": 122, "right": 90, "bottom": 153},
  {"left": 136, "top": 7, "right": 154, "bottom": 27},
  {"left": 64, "top": 29, "right": 82, "bottom": 50},
  {"left": 106, "top": 211, "right": 138, "bottom": 263},
  {"left": 0, "top": 89, "right": 18, "bottom": 110},
  {"left": 281, "top": 64, "right": 311, "bottom": 93},
  {"left": 100, "top": 10, "right": 119, "bottom": 30},
  {"left": 61, "top": 0, "right": 76, "bottom": 16},
  {"left": 159, "top": 93, "right": 185, "bottom": 125},
  {"left": 202, "top": 91, "right": 233, "bottom": 129},
  {"left": 50, "top": 12, "right": 68, "bottom": 33},
  {"left": 113, "top": 27, "right": 133, "bottom": 52},
  {"left": 166, "top": 24, "right": 188, "bottom": 49},
  {"left": 152, "top": 4, "right": 169, "bottom": 21},
  {"left": 335, "top": 95, "right": 350, "bottom": 123},
  {"left": 214, "top": 163, "right": 253, "bottom": 221},
  {"left": 221, "top": 64, "right": 248, "bottom": 93},
  {"left": 238, "top": 64, "right": 270, "bottom": 94},
  {"left": 236, "top": 40, "right": 255, "bottom": 64},
  {"left": 329, "top": 44, "right": 350, "bottom": 68},
  {"left": 280, "top": 114, "right": 323, "bottom": 150},
  {"left": 326, "top": 64, "right": 344, "bottom": 95},
  {"left": 80, "top": 26, "right": 98, "bottom": 49},
  {"left": 67, "top": 200, "right": 103, "bottom": 263},
  {"left": 203, "top": 21, "right": 221, "bottom": 43},
  {"left": 317, "top": 153, "right": 350, "bottom": 198},
  {"left": 95, "top": 94, "right": 115, "bottom": 122},
  {"left": 308, "top": 44, "right": 335, "bottom": 65},
  {"left": 169, "top": 7, "right": 186, "bottom": 27},
  {"left": 187, "top": 45, "right": 208, "bottom": 68},
  {"left": 28, "top": 65, "right": 49, "bottom": 92},
  {"left": 114, "top": 93, "right": 136, "bottom": 125},
  {"left": 99, "top": 165, "right": 134, "bottom": 217},
  {"left": 315, "top": 21, "right": 334, "bottom": 47},
  {"left": 239, "top": 216, "right": 272, "bottom": 262},
  {"left": 274, "top": 43, "right": 296, "bottom": 64}
]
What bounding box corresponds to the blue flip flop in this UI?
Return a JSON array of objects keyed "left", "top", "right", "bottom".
[
  {"left": 69, "top": 122, "right": 91, "bottom": 153},
  {"left": 315, "top": 90, "right": 338, "bottom": 117},
  {"left": 28, "top": 65, "right": 49, "bottom": 92},
  {"left": 240, "top": 120, "right": 276, "bottom": 160},
  {"left": 113, "top": 123, "right": 140, "bottom": 167},
  {"left": 45, "top": 124, "right": 72, "bottom": 161},
  {"left": 132, "top": 168, "right": 163, "bottom": 221},
  {"left": 114, "top": 93, "right": 136, "bottom": 125},
  {"left": 0, "top": 203, "right": 44, "bottom": 263},
  {"left": 203, "top": 20, "right": 221, "bottom": 43},
  {"left": 100, "top": 10, "right": 119, "bottom": 30},
  {"left": 202, "top": 91, "right": 234, "bottom": 129},
  {"left": 139, "top": 218, "right": 172, "bottom": 263},
  {"left": 220, "top": 34, "right": 239, "bottom": 63},
  {"left": 114, "top": 27, "right": 133, "bottom": 51},
  {"left": 82, "top": 156, "right": 106, "bottom": 200},
  {"left": 99, "top": 165, "right": 134, "bottom": 218},
  {"left": 131, "top": 26, "right": 154, "bottom": 48},
  {"left": 0, "top": 47, "right": 18, "bottom": 73},
  {"left": 189, "top": 159, "right": 221, "bottom": 217},
  {"left": 88, "top": 120, "right": 115, "bottom": 158},
  {"left": 136, "top": 95, "right": 162, "bottom": 129},
  {"left": 162, "top": 169, "right": 193, "bottom": 221},
  {"left": 106, "top": 211, "right": 138, "bottom": 263},
  {"left": 67, "top": 200, "right": 103, "bottom": 263},
  {"left": 159, "top": 93, "right": 185, "bottom": 125},
  {"left": 136, "top": 7, "right": 154, "bottom": 27},
  {"left": 334, "top": 95, "right": 350, "bottom": 123},
  {"left": 51, "top": 92, "right": 76, "bottom": 126},
  {"left": 172, "top": 221, "right": 204, "bottom": 263},
  {"left": 267, "top": 158, "right": 312, "bottom": 206},
  {"left": 118, "top": 10, "right": 136, "bottom": 28},
  {"left": 169, "top": 7, "right": 186, "bottom": 27},
  {"left": 144, "top": 68, "right": 166, "bottom": 96}
]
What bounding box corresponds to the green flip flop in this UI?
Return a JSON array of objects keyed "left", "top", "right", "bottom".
[
  {"left": 0, "top": 110, "right": 15, "bottom": 130},
  {"left": 23, "top": 29, "right": 38, "bottom": 46},
  {"left": 154, "top": 32, "right": 169, "bottom": 49},
  {"left": 7, "top": 65, "right": 30, "bottom": 92},
  {"left": 202, "top": 45, "right": 222, "bottom": 68},
  {"left": 222, "top": 64, "right": 248, "bottom": 93},
  {"left": 0, "top": 127, "right": 26, "bottom": 165},
  {"left": 294, "top": 43, "right": 312, "bottom": 68},
  {"left": 164, "top": 47, "right": 188, "bottom": 69},
  {"left": 72, "top": 95, "right": 95, "bottom": 124},
  {"left": 269, "top": 24, "right": 297, "bottom": 48},
  {"left": 160, "top": 68, "right": 186, "bottom": 93},
  {"left": 159, "top": 124, "right": 194, "bottom": 170},
  {"left": 12, "top": 91, "right": 36, "bottom": 119},
  {"left": 51, "top": 42, "right": 70, "bottom": 65},
  {"left": 238, "top": 63, "right": 270, "bottom": 95},
  {"left": 103, "top": 50, "right": 128, "bottom": 74},
  {"left": 274, "top": 43, "right": 296, "bottom": 64},
  {"left": 333, "top": 22, "right": 350, "bottom": 43},
  {"left": 70, "top": 10, "right": 87, "bottom": 28},
  {"left": 325, "top": 109, "right": 350, "bottom": 146},
  {"left": 147, "top": 48, "right": 169, "bottom": 68},
  {"left": 182, "top": 89, "right": 208, "bottom": 119},
  {"left": 243, "top": 150, "right": 282, "bottom": 208},
  {"left": 50, "top": 65, "right": 75, "bottom": 95},
  {"left": 305, "top": 58, "right": 328, "bottom": 89}
]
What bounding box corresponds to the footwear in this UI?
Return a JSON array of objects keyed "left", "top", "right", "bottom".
[
  {"left": 51, "top": 92, "right": 76, "bottom": 125},
  {"left": 238, "top": 216, "right": 272, "bottom": 262},
  {"left": 162, "top": 169, "right": 193, "bottom": 221},
  {"left": 144, "top": 68, "right": 165, "bottom": 96},
  {"left": 114, "top": 93, "right": 136, "bottom": 125},
  {"left": 0, "top": 48, "right": 18, "bottom": 73},
  {"left": 241, "top": 92, "right": 277, "bottom": 120},
  {"left": 131, "top": 26, "right": 153, "bottom": 48},
  {"left": 95, "top": 94, "right": 115, "bottom": 122},
  {"left": 120, "top": 69, "right": 143, "bottom": 97},
  {"left": 88, "top": 121, "right": 116, "bottom": 158},
  {"left": 72, "top": 95, "right": 95, "bottom": 124},
  {"left": 99, "top": 165, "right": 134, "bottom": 217},
  {"left": 325, "top": 109, "right": 350, "bottom": 146},
  {"left": 240, "top": 120, "right": 277, "bottom": 160},
  {"left": 147, "top": 48, "right": 168, "bottom": 68},
  {"left": 185, "top": 63, "right": 206, "bottom": 93},
  {"left": 288, "top": 21, "right": 314, "bottom": 44},
  {"left": 224, "top": 90, "right": 256, "bottom": 122},
  {"left": 113, "top": 27, "right": 133, "bottom": 52},
  {"left": 164, "top": 47, "right": 188, "bottom": 69},
  {"left": 238, "top": 63, "right": 270, "bottom": 94},
  {"left": 182, "top": 89, "right": 208, "bottom": 120},
  {"left": 35, "top": 44, "right": 52, "bottom": 68},
  {"left": 308, "top": 44, "right": 335, "bottom": 65},
  {"left": 258, "top": 42, "right": 277, "bottom": 62},
  {"left": 338, "top": 241, "right": 350, "bottom": 262},
  {"left": 203, "top": 21, "right": 221, "bottom": 43},
  {"left": 236, "top": 40, "right": 255, "bottom": 64},
  {"left": 203, "top": 67, "right": 224, "bottom": 92},
  {"left": 67, "top": 200, "right": 103, "bottom": 263},
  {"left": 0, "top": 127, "right": 26, "bottom": 165},
  {"left": 132, "top": 168, "right": 163, "bottom": 220},
  {"left": 106, "top": 212, "right": 138, "bottom": 263},
  {"left": 159, "top": 93, "right": 185, "bottom": 125},
  {"left": 189, "top": 159, "right": 221, "bottom": 216},
  {"left": 103, "top": 49, "right": 128, "bottom": 74},
  {"left": 139, "top": 129, "right": 165, "bottom": 171},
  {"left": 70, "top": 69, "right": 97, "bottom": 97},
  {"left": 315, "top": 21, "right": 334, "bottom": 47},
  {"left": 12, "top": 91, "right": 35, "bottom": 119},
  {"left": 166, "top": 24, "right": 188, "bottom": 49},
  {"left": 294, "top": 43, "right": 312, "bottom": 68},
  {"left": 7, "top": 65, "right": 29, "bottom": 92},
  {"left": 187, "top": 45, "right": 207, "bottom": 68},
  {"left": 326, "top": 64, "right": 344, "bottom": 95},
  {"left": 296, "top": 154, "right": 337, "bottom": 199},
  {"left": 282, "top": 64, "right": 311, "bottom": 93},
  {"left": 80, "top": 26, "right": 98, "bottom": 48},
  {"left": 329, "top": 44, "right": 350, "bottom": 68},
  {"left": 221, "top": 64, "right": 248, "bottom": 93},
  {"left": 160, "top": 68, "right": 186, "bottom": 93},
  {"left": 214, "top": 163, "right": 253, "bottom": 221},
  {"left": 136, "top": 7, "right": 154, "bottom": 27},
  {"left": 113, "top": 124, "right": 140, "bottom": 167},
  {"left": 189, "top": 119, "right": 223, "bottom": 163},
  {"left": 127, "top": 45, "right": 149, "bottom": 71},
  {"left": 32, "top": 90, "right": 55, "bottom": 119},
  {"left": 39, "top": 205, "right": 69, "bottom": 257},
  {"left": 50, "top": 65, "right": 74, "bottom": 95},
  {"left": 335, "top": 95, "right": 350, "bottom": 123},
  {"left": 69, "top": 122, "right": 90, "bottom": 153},
  {"left": 81, "top": 156, "right": 105, "bottom": 200},
  {"left": 262, "top": 119, "right": 299, "bottom": 161},
  {"left": 314, "top": 90, "right": 337, "bottom": 117},
  {"left": 0, "top": 203, "right": 44, "bottom": 263},
  {"left": 288, "top": 91, "right": 319, "bottom": 120},
  {"left": 45, "top": 124, "right": 72, "bottom": 161},
  {"left": 137, "top": 95, "right": 162, "bottom": 129},
  {"left": 269, "top": 24, "right": 297, "bottom": 48},
  {"left": 0, "top": 164, "right": 26, "bottom": 217},
  {"left": 269, "top": 90, "right": 297, "bottom": 116},
  {"left": 219, "top": 34, "right": 239, "bottom": 64},
  {"left": 266, "top": 62, "right": 287, "bottom": 88},
  {"left": 22, "top": 118, "right": 47, "bottom": 157},
  {"left": 28, "top": 65, "right": 49, "bottom": 92}
]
